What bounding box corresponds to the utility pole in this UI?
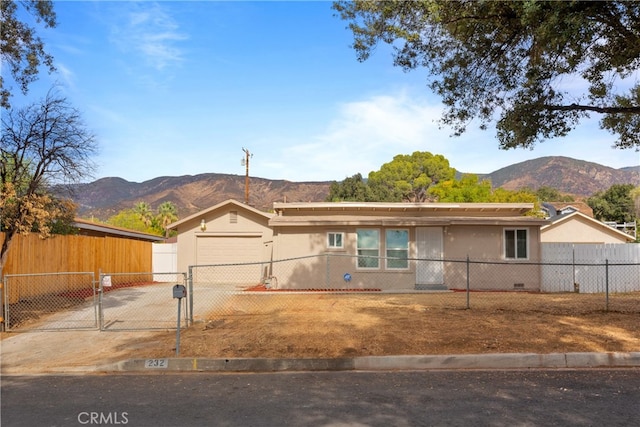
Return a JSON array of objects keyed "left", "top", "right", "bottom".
[{"left": 241, "top": 148, "right": 253, "bottom": 204}]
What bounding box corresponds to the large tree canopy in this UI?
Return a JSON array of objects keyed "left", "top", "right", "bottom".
[
  {"left": 328, "top": 151, "right": 456, "bottom": 202},
  {"left": 327, "top": 173, "right": 376, "bottom": 202},
  {"left": 0, "top": 0, "right": 57, "bottom": 109},
  {"left": 368, "top": 151, "right": 456, "bottom": 202},
  {"left": 587, "top": 183, "right": 637, "bottom": 224},
  {"left": 333, "top": 0, "right": 640, "bottom": 150}
]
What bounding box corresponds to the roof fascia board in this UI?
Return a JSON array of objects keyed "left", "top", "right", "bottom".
[
  {"left": 269, "top": 217, "right": 548, "bottom": 227},
  {"left": 168, "top": 199, "right": 273, "bottom": 229},
  {"left": 74, "top": 221, "right": 163, "bottom": 241},
  {"left": 273, "top": 202, "right": 534, "bottom": 213}
]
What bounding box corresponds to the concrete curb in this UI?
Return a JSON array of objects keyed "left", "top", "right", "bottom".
[{"left": 98, "top": 352, "right": 640, "bottom": 373}]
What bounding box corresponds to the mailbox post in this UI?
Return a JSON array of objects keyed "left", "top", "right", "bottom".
[{"left": 173, "top": 284, "right": 186, "bottom": 356}]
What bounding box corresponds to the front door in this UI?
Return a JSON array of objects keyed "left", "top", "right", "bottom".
[{"left": 416, "top": 227, "right": 444, "bottom": 286}]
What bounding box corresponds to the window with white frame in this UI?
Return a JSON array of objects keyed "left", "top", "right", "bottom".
[
  {"left": 356, "top": 229, "right": 379, "bottom": 268},
  {"left": 504, "top": 228, "right": 528, "bottom": 259},
  {"left": 327, "top": 232, "right": 344, "bottom": 249},
  {"left": 386, "top": 229, "right": 409, "bottom": 269}
]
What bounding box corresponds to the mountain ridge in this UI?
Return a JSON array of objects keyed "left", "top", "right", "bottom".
[{"left": 69, "top": 156, "right": 639, "bottom": 221}]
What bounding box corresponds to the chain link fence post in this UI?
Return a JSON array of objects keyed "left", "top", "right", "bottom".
[
  {"left": 325, "top": 253, "right": 330, "bottom": 288},
  {"left": 466, "top": 255, "right": 470, "bottom": 309},
  {"left": 1, "top": 275, "right": 7, "bottom": 331},
  {"left": 98, "top": 271, "right": 104, "bottom": 331},
  {"left": 605, "top": 259, "right": 609, "bottom": 312},
  {"left": 188, "top": 268, "right": 194, "bottom": 326}
]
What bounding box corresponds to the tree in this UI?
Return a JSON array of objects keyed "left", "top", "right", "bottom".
[
  {"left": 333, "top": 1, "right": 640, "bottom": 149},
  {"left": 631, "top": 186, "right": 640, "bottom": 218},
  {"left": 107, "top": 209, "right": 152, "bottom": 234},
  {"left": 427, "top": 174, "right": 492, "bottom": 202},
  {"left": 367, "top": 151, "right": 456, "bottom": 202},
  {"left": 107, "top": 201, "right": 178, "bottom": 237},
  {"left": 427, "top": 174, "right": 539, "bottom": 211},
  {"left": 586, "top": 184, "right": 636, "bottom": 223},
  {"left": 155, "top": 201, "right": 178, "bottom": 236},
  {"left": 326, "top": 173, "right": 375, "bottom": 202},
  {"left": 1, "top": 89, "right": 97, "bottom": 271},
  {"left": 1, "top": 0, "right": 57, "bottom": 109},
  {"left": 134, "top": 201, "right": 153, "bottom": 228},
  {"left": 535, "top": 186, "right": 575, "bottom": 203},
  {"left": 488, "top": 187, "right": 538, "bottom": 205}
]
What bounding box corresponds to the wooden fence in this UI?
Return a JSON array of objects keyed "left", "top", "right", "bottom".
[{"left": 1, "top": 232, "right": 152, "bottom": 303}]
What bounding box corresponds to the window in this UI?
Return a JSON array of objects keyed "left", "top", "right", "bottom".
[
  {"left": 386, "top": 229, "right": 409, "bottom": 269},
  {"left": 327, "top": 232, "right": 344, "bottom": 249},
  {"left": 356, "top": 229, "right": 379, "bottom": 269},
  {"left": 504, "top": 228, "right": 528, "bottom": 259}
]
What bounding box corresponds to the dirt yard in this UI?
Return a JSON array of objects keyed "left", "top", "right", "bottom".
[{"left": 134, "top": 292, "right": 640, "bottom": 359}]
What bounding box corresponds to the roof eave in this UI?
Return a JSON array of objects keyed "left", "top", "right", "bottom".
[{"left": 168, "top": 199, "right": 274, "bottom": 229}]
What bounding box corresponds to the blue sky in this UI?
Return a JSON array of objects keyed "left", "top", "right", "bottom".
[{"left": 9, "top": 0, "right": 640, "bottom": 184}]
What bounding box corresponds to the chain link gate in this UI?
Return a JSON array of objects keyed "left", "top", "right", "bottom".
[
  {"left": 98, "top": 272, "right": 189, "bottom": 331},
  {"left": 2, "top": 272, "right": 98, "bottom": 331}
]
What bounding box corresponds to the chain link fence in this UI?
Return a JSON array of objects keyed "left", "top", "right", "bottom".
[
  {"left": 2, "top": 255, "right": 638, "bottom": 332},
  {"left": 2, "top": 272, "right": 97, "bottom": 331},
  {"left": 98, "top": 272, "right": 188, "bottom": 331},
  {"left": 188, "top": 254, "right": 640, "bottom": 323}
]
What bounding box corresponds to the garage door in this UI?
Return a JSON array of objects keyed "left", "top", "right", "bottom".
[{"left": 195, "top": 235, "right": 264, "bottom": 284}]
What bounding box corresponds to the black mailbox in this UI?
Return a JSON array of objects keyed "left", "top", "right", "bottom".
[{"left": 173, "top": 284, "right": 186, "bottom": 299}]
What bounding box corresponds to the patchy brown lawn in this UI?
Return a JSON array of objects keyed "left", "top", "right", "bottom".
[{"left": 136, "top": 292, "right": 640, "bottom": 359}]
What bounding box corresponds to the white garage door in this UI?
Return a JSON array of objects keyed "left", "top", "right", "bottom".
[{"left": 196, "top": 235, "right": 264, "bottom": 284}]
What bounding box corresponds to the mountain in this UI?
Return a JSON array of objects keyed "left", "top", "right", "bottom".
[
  {"left": 69, "top": 173, "right": 332, "bottom": 220},
  {"left": 481, "top": 156, "right": 639, "bottom": 196},
  {"left": 68, "top": 156, "right": 639, "bottom": 221}
]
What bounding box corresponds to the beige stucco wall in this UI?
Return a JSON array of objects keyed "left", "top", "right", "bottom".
[
  {"left": 172, "top": 201, "right": 544, "bottom": 291},
  {"left": 175, "top": 205, "right": 273, "bottom": 277},
  {"left": 269, "top": 224, "right": 542, "bottom": 291},
  {"left": 444, "top": 225, "right": 541, "bottom": 291},
  {"left": 541, "top": 216, "right": 630, "bottom": 244},
  {"left": 270, "top": 226, "right": 417, "bottom": 290}
]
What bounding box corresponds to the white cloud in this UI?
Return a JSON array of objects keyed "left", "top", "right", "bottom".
[
  {"left": 92, "top": 89, "right": 639, "bottom": 183},
  {"left": 109, "top": 2, "right": 188, "bottom": 71},
  {"left": 262, "top": 92, "right": 449, "bottom": 181},
  {"left": 258, "top": 90, "right": 639, "bottom": 182},
  {"left": 53, "top": 62, "right": 76, "bottom": 91}
]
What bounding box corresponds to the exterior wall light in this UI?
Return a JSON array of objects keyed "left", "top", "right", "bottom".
[{"left": 200, "top": 219, "right": 206, "bottom": 232}]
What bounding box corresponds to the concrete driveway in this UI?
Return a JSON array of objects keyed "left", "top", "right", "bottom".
[
  {"left": 6, "top": 282, "right": 241, "bottom": 331},
  {"left": 0, "top": 282, "right": 238, "bottom": 373}
]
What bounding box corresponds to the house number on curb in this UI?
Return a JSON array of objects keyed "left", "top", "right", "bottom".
[{"left": 145, "top": 359, "right": 168, "bottom": 368}]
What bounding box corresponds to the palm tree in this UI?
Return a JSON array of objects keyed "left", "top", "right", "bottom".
[
  {"left": 133, "top": 201, "right": 153, "bottom": 228},
  {"left": 156, "top": 201, "right": 178, "bottom": 236}
]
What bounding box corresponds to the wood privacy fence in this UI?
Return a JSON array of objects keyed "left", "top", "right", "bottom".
[{"left": 1, "top": 232, "right": 152, "bottom": 303}]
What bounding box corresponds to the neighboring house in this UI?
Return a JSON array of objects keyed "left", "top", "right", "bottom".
[
  {"left": 169, "top": 200, "right": 548, "bottom": 291},
  {"left": 541, "top": 202, "right": 594, "bottom": 218},
  {"left": 74, "top": 218, "right": 164, "bottom": 242},
  {"left": 540, "top": 211, "right": 635, "bottom": 244}
]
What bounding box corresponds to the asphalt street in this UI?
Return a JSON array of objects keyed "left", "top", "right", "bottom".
[{"left": 2, "top": 369, "right": 640, "bottom": 426}]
